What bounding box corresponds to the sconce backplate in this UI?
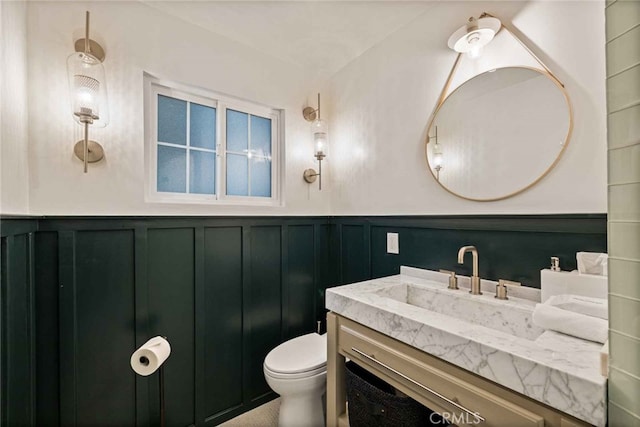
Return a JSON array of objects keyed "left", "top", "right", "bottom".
[
  {"left": 74, "top": 140, "right": 105, "bottom": 163},
  {"left": 74, "top": 39, "right": 106, "bottom": 62},
  {"left": 303, "top": 168, "right": 318, "bottom": 183},
  {"left": 303, "top": 107, "right": 317, "bottom": 122}
]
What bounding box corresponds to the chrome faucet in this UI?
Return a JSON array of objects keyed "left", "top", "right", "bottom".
[{"left": 457, "top": 245, "right": 482, "bottom": 295}]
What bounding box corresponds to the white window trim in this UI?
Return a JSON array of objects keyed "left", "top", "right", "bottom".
[{"left": 144, "top": 73, "right": 283, "bottom": 207}]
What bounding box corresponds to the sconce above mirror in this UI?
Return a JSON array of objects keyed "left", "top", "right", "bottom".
[{"left": 425, "top": 13, "right": 572, "bottom": 201}]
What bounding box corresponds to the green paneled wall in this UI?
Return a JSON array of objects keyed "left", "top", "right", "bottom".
[
  {"left": 72, "top": 230, "right": 136, "bottom": 427},
  {"left": 286, "top": 225, "right": 315, "bottom": 340},
  {"left": 0, "top": 214, "right": 607, "bottom": 426},
  {"left": 148, "top": 228, "right": 196, "bottom": 426},
  {"left": 203, "top": 227, "right": 243, "bottom": 420},
  {"left": 606, "top": 0, "right": 640, "bottom": 424},
  {"left": 34, "top": 232, "right": 59, "bottom": 427},
  {"left": 32, "top": 217, "right": 330, "bottom": 427},
  {"left": 334, "top": 215, "right": 606, "bottom": 288},
  {"left": 248, "top": 226, "right": 282, "bottom": 402},
  {"left": 1, "top": 227, "right": 36, "bottom": 427},
  {"left": 339, "top": 225, "right": 370, "bottom": 285}
]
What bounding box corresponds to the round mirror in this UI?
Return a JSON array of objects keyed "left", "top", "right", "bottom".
[{"left": 425, "top": 67, "right": 571, "bottom": 201}]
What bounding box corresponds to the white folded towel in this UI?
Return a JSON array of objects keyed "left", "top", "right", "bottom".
[
  {"left": 532, "top": 304, "right": 608, "bottom": 344},
  {"left": 546, "top": 294, "right": 608, "bottom": 320},
  {"left": 577, "top": 252, "right": 608, "bottom": 276}
]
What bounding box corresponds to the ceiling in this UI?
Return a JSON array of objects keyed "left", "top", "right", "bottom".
[{"left": 142, "top": 1, "right": 436, "bottom": 82}]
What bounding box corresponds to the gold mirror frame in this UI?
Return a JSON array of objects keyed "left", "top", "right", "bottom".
[{"left": 424, "top": 16, "right": 574, "bottom": 202}]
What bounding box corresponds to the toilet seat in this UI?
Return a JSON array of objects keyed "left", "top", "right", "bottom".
[
  {"left": 264, "top": 363, "right": 326, "bottom": 380},
  {"left": 264, "top": 333, "right": 326, "bottom": 377}
]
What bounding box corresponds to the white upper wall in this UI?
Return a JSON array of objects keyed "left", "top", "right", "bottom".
[
  {"left": 1, "top": 0, "right": 30, "bottom": 215},
  {"left": 326, "top": 1, "right": 607, "bottom": 215},
  {"left": 26, "top": 0, "right": 330, "bottom": 216},
  {"left": 16, "top": 1, "right": 607, "bottom": 216}
]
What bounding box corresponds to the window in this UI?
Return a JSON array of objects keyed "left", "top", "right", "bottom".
[{"left": 144, "top": 75, "right": 282, "bottom": 205}]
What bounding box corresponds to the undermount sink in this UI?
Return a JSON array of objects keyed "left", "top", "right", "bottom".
[{"left": 373, "top": 282, "right": 543, "bottom": 340}]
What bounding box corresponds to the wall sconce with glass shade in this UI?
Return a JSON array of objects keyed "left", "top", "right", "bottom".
[
  {"left": 302, "top": 93, "right": 327, "bottom": 190},
  {"left": 67, "top": 11, "right": 109, "bottom": 173},
  {"left": 448, "top": 14, "right": 501, "bottom": 59}
]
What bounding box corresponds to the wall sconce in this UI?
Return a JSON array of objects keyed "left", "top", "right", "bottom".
[
  {"left": 302, "top": 93, "right": 328, "bottom": 190},
  {"left": 67, "top": 11, "right": 108, "bottom": 173},
  {"left": 447, "top": 14, "right": 501, "bottom": 58},
  {"left": 430, "top": 126, "right": 444, "bottom": 180}
]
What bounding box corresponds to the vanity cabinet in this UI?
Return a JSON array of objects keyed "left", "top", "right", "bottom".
[{"left": 327, "top": 313, "right": 590, "bottom": 427}]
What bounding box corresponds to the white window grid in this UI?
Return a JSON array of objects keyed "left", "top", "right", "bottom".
[
  {"left": 144, "top": 74, "right": 282, "bottom": 206},
  {"left": 224, "top": 109, "right": 273, "bottom": 198}
]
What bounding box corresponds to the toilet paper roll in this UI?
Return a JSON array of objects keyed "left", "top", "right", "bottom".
[{"left": 130, "top": 336, "right": 171, "bottom": 376}]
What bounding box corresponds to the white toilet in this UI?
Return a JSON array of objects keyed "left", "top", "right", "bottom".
[{"left": 263, "top": 332, "right": 327, "bottom": 427}]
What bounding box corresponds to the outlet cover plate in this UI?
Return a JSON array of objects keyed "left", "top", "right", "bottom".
[{"left": 387, "top": 233, "right": 399, "bottom": 254}]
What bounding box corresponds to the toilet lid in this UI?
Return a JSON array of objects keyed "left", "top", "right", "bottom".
[{"left": 264, "top": 333, "right": 326, "bottom": 374}]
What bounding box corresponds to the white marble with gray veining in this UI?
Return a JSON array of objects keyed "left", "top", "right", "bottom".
[{"left": 326, "top": 267, "right": 607, "bottom": 426}]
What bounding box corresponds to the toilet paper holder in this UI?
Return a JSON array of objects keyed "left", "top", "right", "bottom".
[
  {"left": 131, "top": 336, "right": 170, "bottom": 427},
  {"left": 158, "top": 341, "right": 167, "bottom": 427}
]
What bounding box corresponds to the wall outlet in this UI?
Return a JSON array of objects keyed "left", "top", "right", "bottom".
[{"left": 387, "top": 233, "right": 399, "bottom": 254}]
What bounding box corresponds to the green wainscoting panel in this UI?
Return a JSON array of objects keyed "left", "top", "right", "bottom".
[
  {"left": 286, "top": 225, "right": 315, "bottom": 340},
  {"left": 57, "top": 231, "right": 75, "bottom": 427},
  {"left": 72, "top": 230, "right": 136, "bottom": 427},
  {"left": 314, "top": 224, "right": 335, "bottom": 333},
  {"left": 203, "top": 227, "right": 243, "bottom": 422},
  {"left": 248, "top": 226, "right": 282, "bottom": 402},
  {"left": 0, "top": 219, "right": 38, "bottom": 238},
  {"left": 148, "top": 228, "right": 196, "bottom": 427},
  {"left": 1, "top": 233, "right": 36, "bottom": 427},
  {"left": 335, "top": 215, "right": 607, "bottom": 288},
  {"left": 369, "top": 226, "right": 607, "bottom": 287},
  {"left": 34, "top": 232, "right": 59, "bottom": 427},
  {"left": 0, "top": 214, "right": 608, "bottom": 426},
  {"left": 340, "top": 225, "right": 370, "bottom": 285}
]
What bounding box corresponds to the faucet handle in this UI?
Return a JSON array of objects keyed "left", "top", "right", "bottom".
[
  {"left": 495, "top": 279, "right": 521, "bottom": 300},
  {"left": 439, "top": 269, "right": 459, "bottom": 290},
  {"left": 500, "top": 279, "right": 521, "bottom": 287}
]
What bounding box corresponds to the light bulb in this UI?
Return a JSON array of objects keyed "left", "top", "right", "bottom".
[
  {"left": 314, "top": 133, "right": 326, "bottom": 154},
  {"left": 433, "top": 142, "right": 444, "bottom": 168},
  {"left": 468, "top": 44, "right": 483, "bottom": 59},
  {"left": 434, "top": 152, "right": 443, "bottom": 168},
  {"left": 312, "top": 118, "right": 328, "bottom": 158},
  {"left": 466, "top": 32, "right": 483, "bottom": 58},
  {"left": 72, "top": 74, "right": 100, "bottom": 118},
  {"left": 67, "top": 51, "right": 109, "bottom": 127},
  {"left": 75, "top": 86, "right": 96, "bottom": 111}
]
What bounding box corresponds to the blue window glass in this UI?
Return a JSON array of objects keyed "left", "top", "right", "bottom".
[
  {"left": 190, "top": 103, "right": 216, "bottom": 150},
  {"left": 250, "top": 158, "right": 271, "bottom": 197},
  {"left": 189, "top": 150, "right": 216, "bottom": 195},
  {"left": 157, "top": 145, "right": 186, "bottom": 193},
  {"left": 250, "top": 115, "right": 271, "bottom": 157},
  {"left": 226, "top": 154, "right": 248, "bottom": 196},
  {"left": 227, "top": 110, "right": 248, "bottom": 152},
  {"left": 155, "top": 88, "right": 276, "bottom": 200},
  {"left": 158, "top": 95, "right": 187, "bottom": 145}
]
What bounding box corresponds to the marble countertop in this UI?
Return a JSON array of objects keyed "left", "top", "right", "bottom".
[{"left": 326, "top": 266, "right": 607, "bottom": 426}]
